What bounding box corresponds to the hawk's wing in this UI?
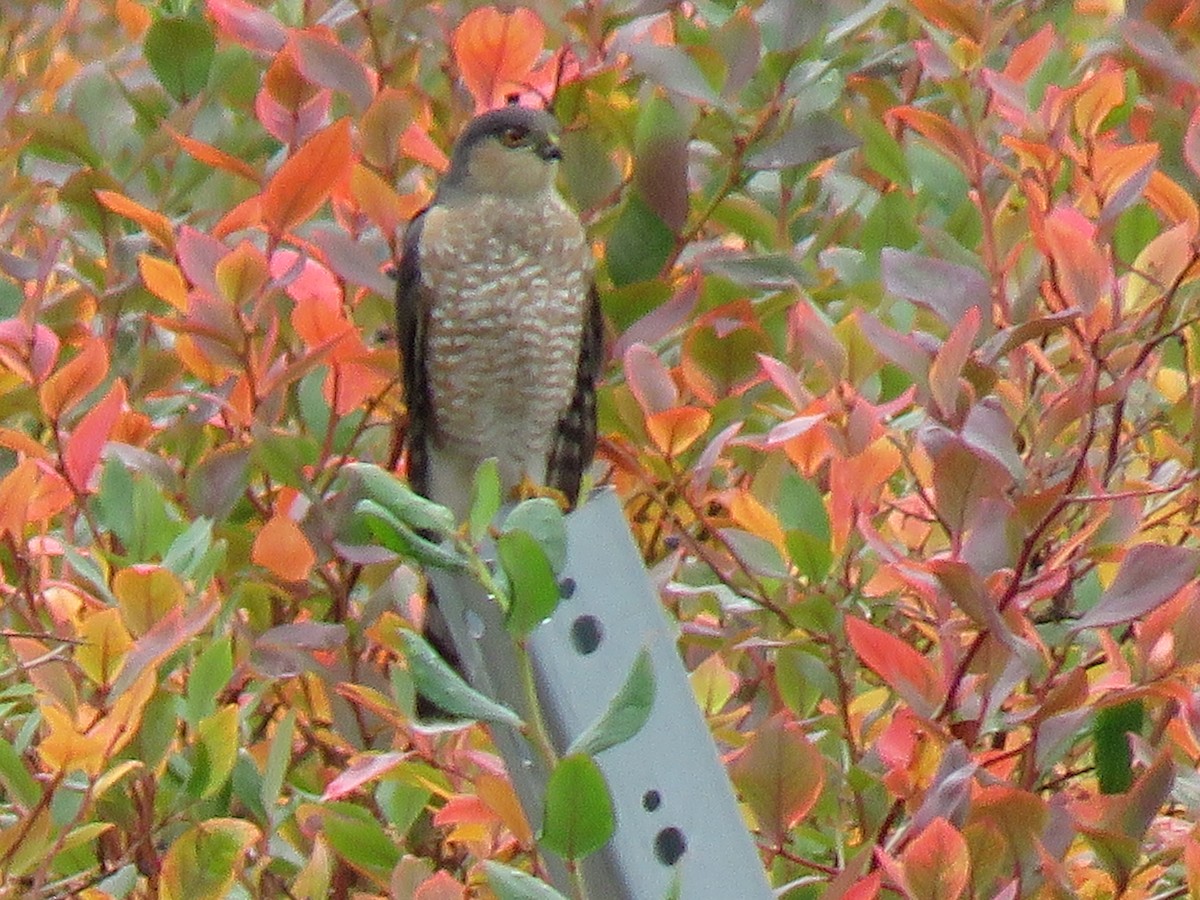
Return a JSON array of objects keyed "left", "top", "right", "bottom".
[
  {"left": 546, "top": 282, "right": 604, "bottom": 508},
  {"left": 395, "top": 209, "right": 432, "bottom": 499}
]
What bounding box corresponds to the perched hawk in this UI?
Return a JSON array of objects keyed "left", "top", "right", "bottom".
[{"left": 395, "top": 105, "right": 602, "bottom": 521}]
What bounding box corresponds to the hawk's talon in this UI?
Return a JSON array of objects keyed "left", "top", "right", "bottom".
[{"left": 513, "top": 476, "right": 571, "bottom": 511}]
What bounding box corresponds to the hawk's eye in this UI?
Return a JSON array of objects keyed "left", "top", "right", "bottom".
[{"left": 499, "top": 126, "right": 528, "bottom": 147}]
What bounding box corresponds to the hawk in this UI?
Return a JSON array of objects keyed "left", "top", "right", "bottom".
[
  {"left": 395, "top": 105, "right": 602, "bottom": 521},
  {"left": 394, "top": 107, "right": 602, "bottom": 677}
]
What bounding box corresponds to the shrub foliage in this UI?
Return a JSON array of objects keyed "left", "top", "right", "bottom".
[{"left": 3, "top": 0, "right": 1200, "bottom": 897}]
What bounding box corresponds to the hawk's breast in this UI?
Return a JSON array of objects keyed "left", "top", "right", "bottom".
[{"left": 418, "top": 193, "right": 593, "bottom": 485}]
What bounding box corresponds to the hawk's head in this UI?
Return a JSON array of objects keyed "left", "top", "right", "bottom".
[{"left": 441, "top": 106, "right": 563, "bottom": 200}]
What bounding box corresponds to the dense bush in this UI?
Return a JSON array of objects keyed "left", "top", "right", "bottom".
[{"left": 3, "top": 0, "right": 1200, "bottom": 896}]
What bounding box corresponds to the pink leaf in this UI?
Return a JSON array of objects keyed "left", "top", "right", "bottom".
[
  {"left": 322, "top": 752, "right": 408, "bottom": 801},
  {"left": 623, "top": 343, "right": 678, "bottom": 416},
  {"left": 1076, "top": 543, "right": 1199, "bottom": 629},
  {"left": 207, "top": 0, "right": 287, "bottom": 52}
]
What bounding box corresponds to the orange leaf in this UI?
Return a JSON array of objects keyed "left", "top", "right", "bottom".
[
  {"left": 1073, "top": 67, "right": 1124, "bottom": 137},
  {"left": 261, "top": 118, "right": 353, "bottom": 236},
  {"left": 475, "top": 773, "right": 533, "bottom": 845},
  {"left": 350, "top": 164, "right": 426, "bottom": 236},
  {"left": 0, "top": 459, "right": 38, "bottom": 538},
  {"left": 138, "top": 254, "right": 189, "bottom": 311},
  {"left": 39, "top": 337, "right": 108, "bottom": 420},
  {"left": 1040, "top": 206, "right": 1111, "bottom": 314},
  {"left": 845, "top": 616, "right": 942, "bottom": 715},
  {"left": 728, "top": 490, "right": 787, "bottom": 559},
  {"left": 65, "top": 379, "right": 126, "bottom": 492},
  {"left": 901, "top": 817, "right": 970, "bottom": 900},
  {"left": 1146, "top": 170, "right": 1200, "bottom": 230},
  {"left": 253, "top": 514, "right": 316, "bottom": 581},
  {"left": 645, "top": 406, "right": 711, "bottom": 456},
  {"left": 168, "top": 126, "right": 260, "bottom": 183},
  {"left": 928, "top": 306, "right": 980, "bottom": 419},
  {"left": 414, "top": 871, "right": 466, "bottom": 900},
  {"left": 728, "top": 712, "right": 825, "bottom": 845},
  {"left": 94, "top": 189, "right": 174, "bottom": 251},
  {"left": 451, "top": 6, "right": 546, "bottom": 110},
  {"left": 888, "top": 106, "right": 974, "bottom": 175}
]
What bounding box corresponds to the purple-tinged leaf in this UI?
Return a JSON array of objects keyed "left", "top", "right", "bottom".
[
  {"left": 290, "top": 30, "right": 378, "bottom": 114},
  {"left": 1076, "top": 544, "right": 1199, "bottom": 629},
  {"left": 855, "top": 311, "right": 931, "bottom": 382},
  {"left": 929, "top": 307, "right": 980, "bottom": 420},
  {"left": 613, "top": 275, "right": 699, "bottom": 359},
  {"left": 623, "top": 343, "right": 677, "bottom": 416},
  {"left": 960, "top": 399, "right": 1023, "bottom": 481},
  {"left": 883, "top": 248, "right": 984, "bottom": 328}
]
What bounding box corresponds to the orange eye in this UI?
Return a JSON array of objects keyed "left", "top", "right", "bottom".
[{"left": 499, "top": 127, "right": 528, "bottom": 147}]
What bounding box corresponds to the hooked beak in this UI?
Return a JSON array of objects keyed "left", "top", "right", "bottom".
[{"left": 536, "top": 137, "right": 562, "bottom": 162}]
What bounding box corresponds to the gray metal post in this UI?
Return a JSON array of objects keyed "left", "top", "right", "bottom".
[{"left": 429, "top": 489, "right": 773, "bottom": 899}]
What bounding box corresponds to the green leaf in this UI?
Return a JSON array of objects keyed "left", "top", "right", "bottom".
[
  {"left": 143, "top": 17, "right": 215, "bottom": 103},
  {"left": 347, "top": 461, "right": 456, "bottom": 536},
  {"left": 399, "top": 630, "right": 523, "bottom": 727},
  {"left": 376, "top": 778, "right": 432, "bottom": 837},
  {"left": 355, "top": 499, "right": 466, "bottom": 570},
  {"left": 320, "top": 802, "right": 401, "bottom": 874},
  {"left": 190, "top": 704, "right": 239, "bottom": 799},
  {"left": 1094, "top": 700, "right": 1144, "bottom": 795},
  {"left": 605, "top": 193, "right": 675, "bottom": 287},
  {"left": 160, "top": 818, "right": 258, "bottom": 900},
  {"left": 0, "top": 737, "right": 41, "bottom": 808},
  {"left": 484, "top": 860, "right": 570, "bottom": 900},
  {"left": 260, "top": 708, "right": 296, "bottom": 825},
  {"left": 567, "top": 648, "right": 655, "bottom": 757},
  {"left": 186, "top": 636, "right": 232, "bottom": 726},
  {"left": 498, "top": 530, "right": 561, "bottom": 637},
  {"left": 469, "top": 458, "right": 501, "bottom": 543},
  {"left": 502, "top": 498, "right": 568, "bottom": 571},
  {"left": 540, "top": 754, "right": 614, "bottom": 861}
]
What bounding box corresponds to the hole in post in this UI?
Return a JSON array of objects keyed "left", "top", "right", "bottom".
[
  {"left": 570, "top": 615, "right": 603, "bottom": 654},
  {"left": 654, "top": 827, "right": 686, "bottom": 865},
  {"left": 558, "top": 577, "right": 576, "bottom": 599},
  {"left": 642, "top": 790, "right": 661, "bottom": 812}
]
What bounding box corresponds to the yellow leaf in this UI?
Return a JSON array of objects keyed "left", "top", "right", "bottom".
[
  {"left": 114, "top": 565, "right": 186, "bottom": 637},
  {"left": 75, "top": 608, "right": 133, "bottom": 686},
  {"left": 38, "top": 704, "right": 107, "bottom": 776},
  {"left": 195, "top": 705, "right": 240, "bottom": 798}
]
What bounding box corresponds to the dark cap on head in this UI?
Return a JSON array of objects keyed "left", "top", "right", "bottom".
[{"left": 445, "top": 106, "right": 562, "bottom": 174}]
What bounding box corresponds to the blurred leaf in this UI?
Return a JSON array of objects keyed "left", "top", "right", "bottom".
[
  {"left": 318, "top": 800, "right": 401, "bottom": 875},
  {"left": 1093, "top": 700, "right": 1143, "bottom": 795},
  {"left": 502, "top": 498, "right": 568, "bottom": 571},
  {"left": 348, "top": 462, "right": 456, "bottom": 536},
  {"left": 187, "top": 636, "right": 232, "bottom": 726},
  {"left": 143, "top": 16, "right": 215, "bottom": 103},
  {"left": 540, "top": 755, "right": 614, "bottom": 861},
  {"left": 252, "top": 513, "right": 316, "bottom": 582},
  {"left": 605, "top": 194, "right": 674, "bottom": 288},
  {"left": 469, "top": 458, "right": 501, "bottom": 543},
  {"left": 190, "top": 704, "right": 239, "bottom": 798},
  {"left": 747, "top": 112, "right": 858, "bottom": 169},
  {"left": 114, "top": 565, "right": 186, "bottom": 638}
]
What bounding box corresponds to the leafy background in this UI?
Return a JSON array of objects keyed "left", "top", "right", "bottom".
[{"left": 4, "top": 0, "right": 1200, "bottom": 896}]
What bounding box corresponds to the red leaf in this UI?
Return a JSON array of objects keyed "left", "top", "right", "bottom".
[
  {"left": 176, "top": 226, "right": 227, "bottom": 298},
  {"left": 414, "top": 870, "right": 465, "bottom": 900},
  {"left": 1077, "top": 543, "right": 1199, "bottom": 629},
  {"left": 321, "top": 752, "right": 408, "bottom": 801},
  {"left": 261, "top": 118, "right": 353, "bottom": 236},
  {"left": 901, "top": 817, "right": 970, "bottom": 900},
  {"left": 206, "top": 0, "right": 287, "bottom": 52},
  {"left": 845, "top": 616, "right": 941, "bottom": 715},
  {"left": 451, "top": 6, "right": 546, "bottom": 110},
  {"left": 39, "top": 337, "right": 108, "bottom": 420},
  {"left": 728, "top": 712, "right": 825, "bottom": 845},
  {"left": 65, "top": 379, "right": 125, "bottom": 492}
]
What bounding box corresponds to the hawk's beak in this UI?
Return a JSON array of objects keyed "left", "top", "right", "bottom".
[{"left": 537, "top": 137, "right": 562, "bottom": 162}]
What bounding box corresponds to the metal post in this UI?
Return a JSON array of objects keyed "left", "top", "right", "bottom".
[{"left": 429, "top": 489, "right": 773, "bottom": 899}]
